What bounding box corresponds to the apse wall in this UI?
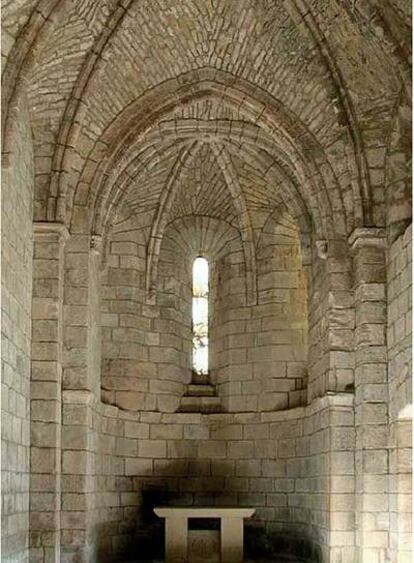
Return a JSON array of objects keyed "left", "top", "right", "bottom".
[
  {"left": 210, "top": 210, "right": 308, "bottom": 411},
  {"left": 101, "top": 210, "right": 308, "bottom": 413},
  {"left": 1, "top": 96, "right": 34, "bottom": 562},
  {"left": 100, "top": 212, "right": 193, "bottom": 413},
  {"left": 82, "top": 393, "right": 355, "bottom": 562},
  {"left": 90, "top": 209, "right": 320, "bottom": 561}
]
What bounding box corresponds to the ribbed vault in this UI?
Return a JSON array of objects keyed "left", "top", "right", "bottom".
[
  {"left": 2, "top": 0, "right": 411, "bottom": 240},
  {"left": 1, "top": 3, "right": 412, "bottom": 563},
  {"left": 144, "top": 140, "right": 258, "bottom": 305}
]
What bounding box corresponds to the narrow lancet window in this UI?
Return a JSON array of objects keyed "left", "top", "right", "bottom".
[{"left": 192, "top": 257, "right": 209, "bottom": 375}]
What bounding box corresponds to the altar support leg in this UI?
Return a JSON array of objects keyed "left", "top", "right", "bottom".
[
  {"left": 165, "top": 517, "right": 188, "bottom": 563},
  {"left": 221, "top": 517, "right": 244, "bottom": 563}
]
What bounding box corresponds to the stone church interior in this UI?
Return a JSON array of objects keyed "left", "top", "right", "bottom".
[{"left": 1, "top": 1, "right": 412, "bottom": 562}]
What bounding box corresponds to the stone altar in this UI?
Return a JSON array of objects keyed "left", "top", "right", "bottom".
[{"left": 154, "top": 507, "right": 255, "bottom": 562}]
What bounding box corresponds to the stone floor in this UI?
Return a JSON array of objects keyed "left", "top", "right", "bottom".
[{"left": 117, "top": 558, "right": 309, "bottom": 562}]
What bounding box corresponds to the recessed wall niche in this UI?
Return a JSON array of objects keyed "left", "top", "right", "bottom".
[{"left": 100, "top": 207, "right": 308, "bottom": 414}]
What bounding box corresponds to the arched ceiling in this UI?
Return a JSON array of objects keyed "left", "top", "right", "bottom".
[
  {"left": 168, "top": 143, "right": 236, "bottom": 224},
  {"left": 2, "top": 0, "right": 411, "bottom": 246}
]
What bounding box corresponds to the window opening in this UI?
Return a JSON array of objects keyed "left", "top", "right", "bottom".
[{"left": 192, "top": 257, "right": 208, "bottom": 374}]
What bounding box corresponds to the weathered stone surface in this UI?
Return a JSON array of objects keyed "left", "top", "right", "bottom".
[{"left": 2, "top": 2, "right": 412, "bottom": 563}]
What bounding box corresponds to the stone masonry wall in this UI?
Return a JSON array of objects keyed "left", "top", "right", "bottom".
[
  {"left": 255, "top": 213, "right": 308, "bottom": 410},
  {"left": 210, "top": 212, "right": 308, "bottom": 412},
  {"left": 61, "top": 394, "right": 354, "bottom": 562},
  {"left": 387, "top": 224, "right": 412, "bottom": 424},
  {"left": 100, "top": 215, "right": 192, "bottom": 413},
  {"left": 101, "top": 211, "right": 308, "bottom": 413},
  {"left": 1, "top": 95, "right": 34, "bottom": 562},
  {"left": 308, "top": 240, "right": 355, "bottom": 403},
  {"left": 30, "top": 223, "right": 67, "bottom": 562},
  {"left": 60, "top": 234, "right": 106, "bottom": 562},
  {"left": 387, "top": 224, "right": 412, "bottom": 562}
]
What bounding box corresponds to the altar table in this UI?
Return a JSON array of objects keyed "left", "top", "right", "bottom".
[{"left": 154, "top": 506, "right": 255, "bottom": 563}]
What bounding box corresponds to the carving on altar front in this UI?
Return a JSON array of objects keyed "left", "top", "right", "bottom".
[{"left": 188, "top": 530, "right": 220, "bottom": 562}]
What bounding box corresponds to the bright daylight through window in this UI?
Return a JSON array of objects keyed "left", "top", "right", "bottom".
[{"left": 192, "top": 257, "right": 208, "bottom": 375}]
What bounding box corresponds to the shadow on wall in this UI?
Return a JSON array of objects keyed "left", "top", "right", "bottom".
[
  {"left": 244, "top": 529, "right": 322, "bottom": 563},
  {"left": 105, "top": 460, "right": 321, "bottom": 563}
]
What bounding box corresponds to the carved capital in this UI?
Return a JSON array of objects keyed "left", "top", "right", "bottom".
[
  {"left": 316, "top": 239, "right": 328, "bottom": 259},
  {"left": 90, "top": 234, "right": 103, "bottom": 254},
  {"left": 33, "top": 221, "right": 69, "bottom": 244},
  {"left": 348, "top": 227, "right": 386, "bottom": 252}
]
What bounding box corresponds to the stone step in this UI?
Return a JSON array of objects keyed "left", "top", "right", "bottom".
[
  {"left": 191, "top": 372, "right": 210, "bottom": 385},
  {"left": 179, "top": 395, "right": 222, "bottom": 413},
  {"left": 185, "top": 383, "right": 216, "bottom": 397}
]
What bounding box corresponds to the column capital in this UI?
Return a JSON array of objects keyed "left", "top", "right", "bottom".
[
  {"left": 90, "top": 234, "right": 102, "bottom": 255},
  {"left": 33, "top": 221, "right": 69, "bottom": 243},
  {"left": 348, "top": 227, "right": 386, "bottom": 251},
  {"left": 315, "top": 239, "right": 328, "bottom": 259}
]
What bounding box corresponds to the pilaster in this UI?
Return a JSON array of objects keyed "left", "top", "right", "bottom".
[
  {"left": 349, "top": 227, "right": 389, "bottom": 563},
  {"left": 60, "top": 233, "right": 102, "bottom": 561},
  {"left": 308, "top": 238, "right": 354, "bottom": 401},
  {"left": 30, "top": 222, "right": 68, "bottom": 562}
]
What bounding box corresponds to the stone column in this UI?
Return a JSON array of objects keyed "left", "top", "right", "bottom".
[
  {"left": 349, "top": 227, "right": 389, "bottom": 563},
  {"left": 30, "top": 222, "right": 68, "bottom": 562}
]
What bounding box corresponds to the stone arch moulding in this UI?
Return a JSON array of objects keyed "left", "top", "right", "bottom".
[
  {"left": 162, "top": 215, "right": 242, "bottom": 264},
  {"left": 1, "top": 0, "right": 66, "bottom": 157},
  {"left": 336, "top": 0, "right": 410, "bottom": 101},
  {"left": 87, "top": 86, "right": 343, "bottom": 237},
  {"left": 257, "top": 203, "right": 312, "bottom": 269},
  {"left": 91, "top": 117, "right": 319, "bottom": 316},
  {"left": 47, "top": 0, "right": 133, "bottom": 221},
  {"left": 2, "top": 0, "right": 131, "bottom": 161},
  {"left": 93, "top": 118, "right": 317, "bottom": 303},
  {"left": 52, "top": 69, "right": 363, "bottom": 237},
  {"left": 285, "top": 0, "right": 373, "bottom": 225},
  {"left": 6, "top": 1, "right": 398, "bottom": 229},
  {"left": 384, "top": 85, "right": 412, "bottom": 242},
  {"left": 211, "top": 143, "right": 257, "bottom": 305},
  {"left": 95, "top": 119, "right": 318, "bottom": 248},
  {"left": 145, "top": 140, "right": 202, "bottom": 304},
  {"left": 95, "top": 122, "right": 315, "bottom": 295},
  {"left": 7, "top": 1, "right": 395, "bottom": 229}
]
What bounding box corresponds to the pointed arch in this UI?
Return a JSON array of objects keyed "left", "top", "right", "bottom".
[
  {"left": 95, "top": 118, "right": 324, "bottom": 238},
  {"left": 211, "top": 143, "right": 257, "bottom": 305},
  {"left": 146, "top": 141, "right": 201, "bottom": 302},
  {"left": 95, "top": 119, "right": 317, "bottom": 293},
  {"left": 144, "top": 139, "right": 258, "bottom": 306},
  {"left": 1, "top": 0, "right": 66, "bottom": 159},
  {"left": 56, "top": 69, "right": 358, "bottom": 237}
]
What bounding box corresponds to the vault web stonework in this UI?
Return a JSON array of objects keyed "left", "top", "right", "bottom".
[{"left": 1, "top": 1, "right": 412, "bottom": 563}]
